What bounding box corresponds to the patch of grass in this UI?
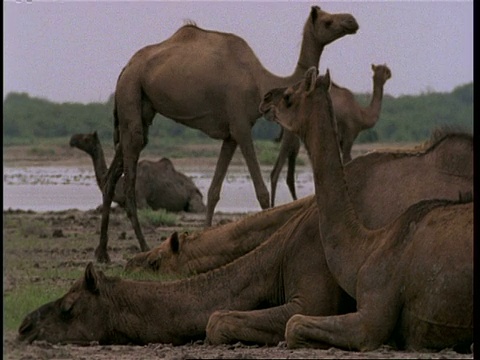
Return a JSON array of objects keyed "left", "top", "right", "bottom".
[
  {"left": 138, "top": 208, "right": 177, "bottom": 227},
  {"left": 27, "top": 146, "right": 56, "bottom": 157},
  {"left": 254, "top": 140, "right": 305, "bottom": 166},
  {"left": 4, "top": 285, "right": 68, "bottom": 331}
]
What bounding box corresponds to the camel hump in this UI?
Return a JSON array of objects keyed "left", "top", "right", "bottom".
[{"left": 158, "top": 157, "right": 175, "bottom": 169}]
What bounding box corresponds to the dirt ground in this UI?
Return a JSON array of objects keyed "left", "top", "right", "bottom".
[{"left": 3, "top": 146, "right": 473, "bottom": 359}]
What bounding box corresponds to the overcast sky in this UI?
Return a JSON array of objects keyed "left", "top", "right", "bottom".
[{"left": 4, "top": 1, "right": 473, "bottom": 104}]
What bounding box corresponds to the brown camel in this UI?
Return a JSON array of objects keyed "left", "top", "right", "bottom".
[
  {"left": 70, "top": 132, "right": 206, "bottom": 213},
  {"left": 126, "top": 128, "right": 473, "bottom": 276},
  {"left": 125, "top": 195, "right": 312, "bottom": 274},
  {"left": 260, "top": 67, "right": 472, "bottom": 351},
  {"left": 17, "top": 200, "right": 355, "bottom": 346},
  {"left": 270, "top": 63, "right": 392, "bottom": 206},
  {"left": 97, "top": 6, "right": 359, "bottom": 263}
]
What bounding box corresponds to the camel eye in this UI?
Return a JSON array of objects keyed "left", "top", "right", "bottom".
[
  {"left": 324, "top": 19, "right": 333, "bottom": 28},
  {"left": 283, "top": 93, "right": 292, "bottom": 107}
]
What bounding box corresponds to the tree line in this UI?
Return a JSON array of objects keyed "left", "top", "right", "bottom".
[{"left": 3, "top": 82, "right": 473, "bottom": 146}]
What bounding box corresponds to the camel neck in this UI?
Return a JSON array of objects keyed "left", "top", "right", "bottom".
[
  {"left": 304, "top": 89, "right": 370, "bottom": 294},
  {"left": 262, "top": 21, "right": 324, "bottom": 90},
  {"left": 110, "top": 235, "right": 283, "bottom": 344},
  {"left": 362, "top": 79, "right": 385, "bottom": 128},
  {"left": 295, "top": 26, "right": 324, "bottom": 76},
  {"left": 90, "top": 145, "right": 108, "bottom": 189}
]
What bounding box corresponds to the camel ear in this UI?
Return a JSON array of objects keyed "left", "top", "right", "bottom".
[
  {"left": 310, "top": 6, "right": 319, "bottom": 23},
  {"left": 84, "top": 262, "right": 100, "bottom": 294},
  {"left": 371, "top": 64, "right": 375, "bottom": 71},
  {"left": 304, "top": 67, "right": 318, "bottom": 94},
  {"left": 170, "top": 232, "right": 180, "bottom": 254},
  {"left": 325, "top": 69, "right": 332, "bottom": 91}
]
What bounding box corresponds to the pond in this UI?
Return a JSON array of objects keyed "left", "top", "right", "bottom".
[{"left": 3, "top": 166, "right": 315, "bottom": 213}]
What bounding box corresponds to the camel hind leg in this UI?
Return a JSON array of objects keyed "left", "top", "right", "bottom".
[
  {"left": 270, "top": 147, "right": 288, "bottom": 208},
  {"left": 206, "top": 138, "right": 237, "bottom": 227},
  {"left": 119, "top": 100, "right": 154, "bottom": 253},
  {"left": 97, "top": 146, "right": 124, "bottom": 263},
  {"left": 286, "top": 133, "right": 300, "bottom": 202}
]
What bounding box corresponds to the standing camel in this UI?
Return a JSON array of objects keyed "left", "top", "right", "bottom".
[
  {"left": 70, "top": 132, "right": 206, "bottom": 213},
  {"left": 270, "top": 64, "right": 391, "bottom": 206},
  {"left": 97, "top": 6, "right": 359, "bottom": 262},
  {"left": 260, "top": 68, "right": 472, "bottom": 351}
]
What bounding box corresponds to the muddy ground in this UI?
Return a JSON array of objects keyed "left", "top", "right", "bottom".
[{"left": 3, "top": 207, "right": 473, "bottom": 360}]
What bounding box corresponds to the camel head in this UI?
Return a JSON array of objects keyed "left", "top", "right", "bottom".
[
  {"left": 69, "top": 132, "right": 100, "bottom": 156},
  {"left": 18, "top": 263, "right": 112, "bottom": 344},
  {"left": 260, "top": 67, "right": 333, "bottom": 139},
  {"left": 308, "top": 6, "right": 359, "bottom": 46},
  {"left": 371, "top": 64, "right": 392, "bottom": 86},
  {"left": 125, "top": 231, "right": 186, "bottom": 274}
]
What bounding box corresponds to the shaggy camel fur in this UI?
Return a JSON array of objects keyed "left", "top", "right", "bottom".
[
  {"left": 70, "top": 132, "right": 206, "bottom": 213},
  {"left": 97, "top": 6, "right": 359, "bottom": 263},
  {"left": 126, "top": 128, "right": 472, "bottom": 276},
  {"left": 260, "top": 67, "right": 472, "bottom": 351},
  {"left": 271, "top": 64, "right": 392, "bottom": 206},
  {"left": 18, "top": 200, "right": 355, "bottom": 346}
]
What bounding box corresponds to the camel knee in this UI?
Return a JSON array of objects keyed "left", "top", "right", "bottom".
[
  {"left": 206, "top": 310, "right": 232, "bottom": 345},
  {"left": 285, "top": 314, "right": 307, "bottom": 349}
]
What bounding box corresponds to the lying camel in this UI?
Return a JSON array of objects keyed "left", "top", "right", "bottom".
[
  {"left": 97, "top": 5, "right": 359, "bottom": 263},
  {"left": 271, "top": 64, "right": 392, "bottom": 206},
  {"left": 125, "top": 195, "right": 312, "bottom": 274},
  {"left": 126, "top": 128, "right": 473, "bottom": 276},
  {"left": 70, "top": 132, "right": 206, "bottom": 213},
  {"left": 16, "top": 128, "right": 473, "bottom": 347},
  {"left": 18, "top": 198, "right": 355, "bottom": 346},
  {"left": 260, "top": 67, "right": 472, "bottom": 351}
]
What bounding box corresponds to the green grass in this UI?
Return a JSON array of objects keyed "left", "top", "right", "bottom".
[
  {"left": 4, "top": 285, "right": 68, "bottom": 331},
  {"left": 3, "top": 265, "right": 187, "bottom": 332},
  {"left": 138, "top": 208, "right": 177, "bottom": 227}
]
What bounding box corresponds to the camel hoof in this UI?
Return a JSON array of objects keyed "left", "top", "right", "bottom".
[{"left": 94, "top": 247, "right": 111, "bottom": 264}]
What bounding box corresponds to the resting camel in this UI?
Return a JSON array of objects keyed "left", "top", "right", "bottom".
[
  {"left": 16, "top": 130, "right": 473, "bottom": 347},
  {"left": 270, "top": 64, "right": 392, "bottom": 206},
  {"left": 70, "top": 132, "right": 206, "bottom": 213},
  {"left": 259, "top": 67, "right": 472, "bottom": 351},
  {"left": 125, "top": 195, "right": 312, "bottom": 274},
  {"left": 18, "top": 199, "right": 355, "bottom": 346},
  {"left": 126, "top": 128, "right": 473, "bottom": 276},
  {"left": 97, "top": 5, "right": 359, "bottom": 263}
]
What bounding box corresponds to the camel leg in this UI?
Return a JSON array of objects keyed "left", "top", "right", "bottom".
[
  {"left": 97, "top": 147, "right": 124, "bottom": 263},
  {"left": 205, "top": 138, "right": 238, "bottom": 227},
  {"left": 237, "top": 137, "right": 270, "bottom": 211},
  {"left": 206, "top": 304, "right": 305, "bottom": 346},
  {"left": 122, "top": 138, "right": 150, "bottom": 252},
  {"left": 340, "top": 133, "right": 355, "bottom": 163},
  {"left": 286, "top": 135, "right": 301, "bottom": 202},
  {"left": 285, "top": 298, "right": 399, "bottom": 351},
  {"left": 270, "top": 148, "right": 288, "bottom": 208}
]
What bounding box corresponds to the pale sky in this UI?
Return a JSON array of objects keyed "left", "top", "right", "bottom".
[{"left": 4, "top": 1, "right": 473, "bottom": 104}]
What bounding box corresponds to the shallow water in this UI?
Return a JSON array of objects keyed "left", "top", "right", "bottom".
[{"left": 3, "top": 166, "right": 315, "bottom": 213}]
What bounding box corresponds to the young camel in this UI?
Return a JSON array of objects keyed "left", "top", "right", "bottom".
[
  {"left": 259, "top": 68, "right": 472, "bottom": 351},
  {"left": 70, "top": 132, "right": 206, "bottom": 213},
  {"left": 126, "top": 128, "right": 472, "bottom": 276},
  {"left": 97, "top": 6, "right": 359, "bottom": 263},
  {"left": 270, "top": 64, "right": 391, "bottom": 206}
]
